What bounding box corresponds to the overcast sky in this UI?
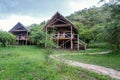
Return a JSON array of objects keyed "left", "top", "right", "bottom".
[{"left": 0, "top": 0, "right": 104, "bottom": 31}]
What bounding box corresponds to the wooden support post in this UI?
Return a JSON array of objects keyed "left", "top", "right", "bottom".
[
  {"left": 70, "top": 26, "right": 73, "bottom": 49},
  {"left": 85, "top": 44, "right": 86, "bottom": 50},
  {"left": 71, "top": 39, "right": 73, "bottom": 49},
  {"left": 84, "top": 43, "right": 87, "bottom": 50},
  {"left": 18, "top": 40, "right": 20, "bottom": 45},
  {"left": 17, "top": 40, "right": 18, "bottom": 45},
  {"left": 63, "top": 41, "right": 64, "bottom": 49},
  {"left": 26, "top": 32, "right": 28, "bottom": 45},
  {"left": 25, "top": 39, "right": 27, "bottom": 45},
  {"left": 77, "top": 34, "right": 79, "bottom": 51},
  {"left": 57, "top": 39, "right": 59, "bottom": 48},
  {"left": 45, "top": 28, "right": 47, "bottom": 48},
  {"left": 22, "top": 41, "right": 23, "bottom": 45}
]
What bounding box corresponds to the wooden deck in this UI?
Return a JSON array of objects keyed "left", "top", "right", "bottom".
[
  {"left": 16, "top": 36, "right": 27, "bottom": 40},
  {"left": 52, "top": 34, "right": 77, "bottom": 40}
]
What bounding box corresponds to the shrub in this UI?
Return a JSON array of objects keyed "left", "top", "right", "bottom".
[{"left": 0, "top": 31, "right": 15, "bottom": 47}]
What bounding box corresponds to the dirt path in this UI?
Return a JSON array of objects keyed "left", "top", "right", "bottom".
[{"left": 50, "top": 52, "right": 120, "bottom": 80}]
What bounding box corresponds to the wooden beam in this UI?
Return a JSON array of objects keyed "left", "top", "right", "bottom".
[
  {"left": 48, "top": 24, "right": 71, "bottom": 28},
  {"left": 51, "top": 19, "right": 67, "bottom": 25},
  {"left": 11, "top": 30, "right": 28, "bottom": 32}
]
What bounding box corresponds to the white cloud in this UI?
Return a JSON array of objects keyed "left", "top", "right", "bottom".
[
  {"left": 0, "top": 15, "right": 48, "bottom": 31},
  {"left": 68, "top": 0, "right": 101, "bottom": 11},
  {"left": 0, "top": 0, "right": 108, "bottom": 31}
]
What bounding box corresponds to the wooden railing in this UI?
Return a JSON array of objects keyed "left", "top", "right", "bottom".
[
  {"left": 16, "top": 36, "right": 28, "bottom": 40},
  {"left": 52, "top": 34, "right": 75, "bottom": 39}
]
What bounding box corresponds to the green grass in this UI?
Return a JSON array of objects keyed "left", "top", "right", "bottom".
[
  {"left": 55, "top": 48, "right": 109, "bottom": 54},
  {"left": 63, "top": 49, "right": 120, "bottom": 71},
  {"left": 88, "top": 42, "right": 109, "bottom": 49},
  {"left": 0, "top": 46, "right": 113, "bottom": 80}
]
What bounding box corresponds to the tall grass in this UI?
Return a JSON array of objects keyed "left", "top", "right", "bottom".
[{"left": 0, "top": 46, "right": 113, "bottom": 80}]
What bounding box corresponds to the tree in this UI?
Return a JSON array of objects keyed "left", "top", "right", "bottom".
[
  {"left": 104, "top": 4, "right": 120, "bottom": 51},
  {"left": 30, "top": 30, "right": 46, "bottom": 46},
  {"left": 0, "top": 31, "right": 15, "bottom": 47}
]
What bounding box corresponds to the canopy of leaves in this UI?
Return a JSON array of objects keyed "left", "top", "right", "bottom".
[
  {"left": 104, "top": 4, "right": 120, "bottom": 51},
  {"left": 67, "top": 5, "right": 111, "bottom": 27}
]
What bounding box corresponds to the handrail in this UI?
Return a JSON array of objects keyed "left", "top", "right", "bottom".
[
  {"left": 79, "top": 39, "right": 87, "bottom": 45},
  {"left": 52, "top": 34, "right": 73, "bottom": 39},
  {"left": 16, "top": 36, "right": 28, "bottom": 40}
]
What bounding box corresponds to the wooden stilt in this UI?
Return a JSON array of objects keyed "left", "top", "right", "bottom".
[
  {"left": 57, "top": 39, "right": 59, "bottom": 48},
  {"left": 25, "top": 39, "right": 27, "bottom": 45},
  {"left": 45, "top": 28, "right": 47, "bottom": 48},
  {"left": 17, "top": 40, "right": 19, "bottom": 45},
  {"left": 63, "top": 41, "right": 64, "bottom": 49},
  {"left": 18, "top": 40, "right": 20, "bottom": 45},
  {"left": 77, "top": 34, "right": 79, "bottom": 51},
  {"left": 71, "top": 40, "right": 73, "bottom": 49},
  {"left": 85, "top": 45, "right": 86, "bottom": 50},
  {"left": 70, "top": 26, "right": 73, "bottom": 49},
  {"left": 84, "top": 43, "right": 87, "bottom": 50},
  {"left": 22, "top": 41, "right": 23, "bottom": 45},
  {"left": 26, "top": 32, "right": 28, "bottom": 45}
]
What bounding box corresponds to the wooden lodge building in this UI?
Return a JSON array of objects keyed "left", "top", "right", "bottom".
[
  {"left": 9, "top": 12, "right": 86, "bottom": 50},
  {"left": 9, "top": 22, "right": 29, "bottom": 45},
  {"left": 44, "top": 12, "right": 86, "bottom": 50}
]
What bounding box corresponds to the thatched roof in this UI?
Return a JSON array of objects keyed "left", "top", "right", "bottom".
[
  {"left": 43, "top": 12, "right": 78, "bottom": 33},
  {"left": 9, "top": 22, "right": 28, "bottom": 32}
]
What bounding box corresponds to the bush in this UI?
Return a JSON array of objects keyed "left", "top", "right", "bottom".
[
  {"left": 89, "top": 42, "right": 109, "bottom": 49},
  {"left": 0, "top": 31, "right": 15, "bottom": 47}
]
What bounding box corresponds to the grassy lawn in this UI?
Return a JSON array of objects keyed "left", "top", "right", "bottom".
[
  {"left": 63, "top": 49, "right": 120, "bottom": 71},
  {"left": 0, "top": 46, "right": 113, "bottom": 80}
]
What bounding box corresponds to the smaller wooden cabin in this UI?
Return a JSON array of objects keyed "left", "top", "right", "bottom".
[
  {"left": 44, "top": 12, "right": 86, "bottom": 50},
  {"left": 9, "top": 22, "right": 29, "bottom": 45}
]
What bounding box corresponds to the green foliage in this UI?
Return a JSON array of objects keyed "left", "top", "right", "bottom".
[
  {"left": 69, "top": 6, "right": 111, "bottom": 44},
  {"left": 30, "top": 21, "right": 55, "bottom": 48},
  {"left": 30, "top": 28, "right": 56, "bottom": 48},
  {"left": 74, "top": 21, "right": 105, "bottom": 43},
  {"left": 67, "top": 6, "right": 111, "bottom": 27},
  {"left": 103, "top": 4, "right": 120, "bottom": 51},
  {"left": 67, "top": 2, "right": 119, "bottom": 51},
  {"left": 31, "top": 30, "right": 46, "bottom": 46},
  {"left": 30, "top": 21, "right": 46, "bottom": 46},
  {"left": 0, "top": 31, "right": 15, "bottom": 47},
  {"left": 29, "top": 21, "right": 46, "bottom": 31}
]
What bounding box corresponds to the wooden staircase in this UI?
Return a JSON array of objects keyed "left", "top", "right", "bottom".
[{"left": 73, "top": 39, "right": 87, "bottom": 50}]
